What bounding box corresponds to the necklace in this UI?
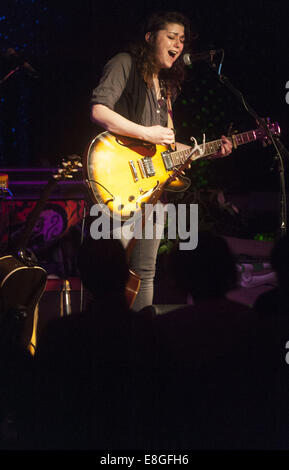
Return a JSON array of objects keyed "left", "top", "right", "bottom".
[{"left": 153, "top": 77, "right": 166, "bottom": 100}]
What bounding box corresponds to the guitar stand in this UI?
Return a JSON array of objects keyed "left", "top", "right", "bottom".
[
  {"left": 60, "top": 279, "right": 72, "bottom": 316},
  {"left": 52, "top": 198, "right": 89, "bottom": 318}
]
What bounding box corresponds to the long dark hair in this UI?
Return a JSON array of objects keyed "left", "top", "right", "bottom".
[{"left": 128, "top": 11, "right": 193, "bottom": 98}]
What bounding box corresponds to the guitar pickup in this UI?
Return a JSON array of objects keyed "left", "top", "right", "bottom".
[
  {"left": 129, "top": 160, "right": 139, "bottom": 182},
  {"left": 162, "top": 150, "right": 174, "bottom": 170},
  {"left": 142, "top": 156, "right": 155, "bottom": 177}
]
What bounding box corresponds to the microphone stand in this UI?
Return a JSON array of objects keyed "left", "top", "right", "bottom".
[
  {"left": 206, "top": 55, "right": 289, "bottom": 237},
  {"left": 0, "top": 58, "right": 39, "bottom": 86},
  {"left": 0, "top": 65, "right": 21, "bottom": 86}
]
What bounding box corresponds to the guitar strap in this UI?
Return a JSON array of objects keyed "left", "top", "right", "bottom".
[{"left": 166, "top": 92, "right": 176, "bottom": 151}]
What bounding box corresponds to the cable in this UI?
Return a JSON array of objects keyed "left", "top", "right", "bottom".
[{"left": 79, "top": 203, "right": 87, "bottom": 313}]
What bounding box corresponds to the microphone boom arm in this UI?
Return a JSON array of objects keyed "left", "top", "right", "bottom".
[{"left": 207, "top": 61, "right": 289, "bottom": 236}]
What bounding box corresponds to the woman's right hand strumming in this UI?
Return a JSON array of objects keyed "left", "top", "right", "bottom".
[
  {"left": 143, "top": 125, "right": 175, "bottom": 146},
  {"left": 91, "top": 104, "right": 175, "bottom": 146}
]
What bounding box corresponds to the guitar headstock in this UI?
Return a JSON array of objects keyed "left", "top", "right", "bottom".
[
  {"left": 53, "top": 154, "right": 82, "bottom": 180},
  {"left": 255, "top": 118, "right": 281, "bottom": 145}
]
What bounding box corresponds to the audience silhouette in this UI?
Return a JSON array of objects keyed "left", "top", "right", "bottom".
[
  {"left": 155, "top": 231, "right": 289, "bottom": 449},
  {"left": 254, "top": 233, "right": 289, "bottom": 316},
  {"left": 19, "top": 237, "right": 157, "bottom": 450},
  {"left": 2, "top": 232, "right": 289, "bottom": 451}
]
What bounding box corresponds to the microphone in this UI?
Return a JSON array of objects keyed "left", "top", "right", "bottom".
[
  {"left": 183, "top": 49, "right": 224, "bottom": 66},
  {"left": 4, "top": 48, "right": 39, "bottom": 78}
]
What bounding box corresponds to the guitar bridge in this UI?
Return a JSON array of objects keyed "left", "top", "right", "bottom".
[{"left": 129, "top": 161, "right": 139, "bottom": 182}]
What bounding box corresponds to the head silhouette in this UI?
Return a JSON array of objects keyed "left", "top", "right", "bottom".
[
  {"left": 170, "top": 231, "right": 238, "bottom": 301},
  {"left": 77, "top": 237, "right": 129, "bottom": 300},
  {"left": 270, "top": 234, "right": 289, "bottom": 292}
]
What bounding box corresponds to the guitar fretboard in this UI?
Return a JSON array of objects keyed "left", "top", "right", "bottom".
[{"left": 168, "top": 129, "right": 257, "bottom": 167}]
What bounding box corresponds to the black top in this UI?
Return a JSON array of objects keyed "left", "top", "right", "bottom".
[{"left": 91, "top": 52, "right": 169, "bottom": 127}]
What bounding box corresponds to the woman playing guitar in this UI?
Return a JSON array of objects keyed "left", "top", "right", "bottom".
[{"left": 90, "top": 11, "right": 232, "bottom": 311}]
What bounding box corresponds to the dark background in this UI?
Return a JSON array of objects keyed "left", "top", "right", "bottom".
[{"left": 0, "top": 0, "right": 289, "bottom": 193}]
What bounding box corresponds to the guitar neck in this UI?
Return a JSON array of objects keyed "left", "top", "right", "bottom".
[
  {"left": 12, "top": 156, "right": 81, "bottom": 252},
  {"left": 15, "top": 176, "right": 58, "bottom": 251},
  {"left": 169, "top": 129, "right": 258, "bottom": 166}
]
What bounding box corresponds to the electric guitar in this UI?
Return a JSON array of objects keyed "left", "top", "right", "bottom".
[
  {"left": 0, "top": 156, "right": 82, "bottom": 350},
  {"left": 84, "top": 121, "right": 280, "bottom": 221}
]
